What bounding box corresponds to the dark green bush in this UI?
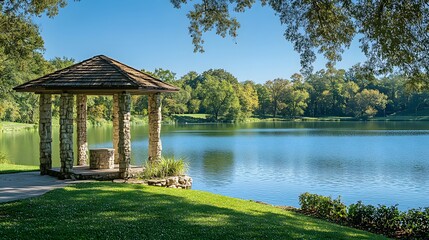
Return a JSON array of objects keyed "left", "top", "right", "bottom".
[
  {"left": 348, "top": 201, "right": 376, "bottom": 230},
  {"left": 299, "top": 192, "right": 347, "bottom": 222},
  {"left": 402, "top": 208, "right": 429, "bottom": 239},
  {"left": 373, "top": 205, "right": 402, "bottom": 236},
  {"left": 299, "top": 193, "right": 429, "bottom": 239}
]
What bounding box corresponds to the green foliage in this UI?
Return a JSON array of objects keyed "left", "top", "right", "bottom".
[
  {"left": 348, "top": 201, "right": 377, "bottom": 230},
  {"left": 199, "top": 75, "right": 240, "bottom": 121},
  {"left": 0, "top": 152, "right": 9, "bottom": 164},
  {"left": 141, "top": 157, "right": 188, "bottom": 179},
  {"left": 5, "top": 54, "right": 429, "bottom": 125},
  {"left": 349, "top": 89, "right": 388, "bottom": 118},
  {"left": 265, "top": 78, "right": 290, "bottom": 118},
  {"left": 172, "top": 1, "right": 429, "bottom": 85},
  {"left": 1, "top": 0, "right": 66, "bottom": 62},
  {"left": 299, "top": 192, "right": 347, "bottom": 223},
  {"left": 300, "top": 193, "right": 429, "bottom": 239},
  {"left": 402, "top": 208, "right": 429, "bottom": 238},
  {"left": 372, "top": 205, "right": 402, "bottom": 235}
]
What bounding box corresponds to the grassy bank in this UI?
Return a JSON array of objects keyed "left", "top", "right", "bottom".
[
  {"left": 0, "top": 163, "right": 38, "bottom": 174},
  {"left": 0, "top": 182, "right": 387, "bottom": 239}
]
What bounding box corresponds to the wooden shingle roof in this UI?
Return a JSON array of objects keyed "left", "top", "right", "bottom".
[{"left": 13, "top": 55, "right": 180, "bottom": 94}]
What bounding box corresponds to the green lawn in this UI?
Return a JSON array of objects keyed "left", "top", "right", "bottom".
[
  {"left": 0, "top": 163, "right": 38, "bottom": 174},
  {"left": 0, "top": 183, "right": 387, "bottom": 239}
]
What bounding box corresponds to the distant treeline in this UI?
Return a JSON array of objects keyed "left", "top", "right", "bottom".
[{"left": 1, "top": 54, "right": 429, "bottom": 123}]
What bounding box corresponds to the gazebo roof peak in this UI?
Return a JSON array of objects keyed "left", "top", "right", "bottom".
[{"left": 13, "top": 55, "right": 179, "bottom": 94}]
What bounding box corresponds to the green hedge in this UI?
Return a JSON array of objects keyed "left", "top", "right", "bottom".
[{"left": 299, "top": 192, "right": 429, "bottom": 239}]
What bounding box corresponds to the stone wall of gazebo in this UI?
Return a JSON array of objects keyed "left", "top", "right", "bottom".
[{"left": 37, "top": 92, "right": 163, "bottom": 179}]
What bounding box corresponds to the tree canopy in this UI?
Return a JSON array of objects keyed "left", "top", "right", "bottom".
[
  {"left": 171, "top": 0, "right": 429, "bottom": 86},
  {"left": 0, "top": 0, "right": 67, "bottom": 62},
  {"left": 2, "top": 0, "right": 428, "bottom": 88}
]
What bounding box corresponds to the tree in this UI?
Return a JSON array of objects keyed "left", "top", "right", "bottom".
[
  {"left": 348, "top": 89, "right": 388, "bottom": 118},
  {"left": 199, "top": 76, "right": 239, "bottom": 121},
  {"left": 265, "top": 78, "right": 290, "bottom": 118},
  {"left": 283, "top": 88, "right": 309, "bottom": 118},
  {"left": 171, "top": 0, "right": 429, "bottom": 85},
  {"left": 255, "top": 83, "right": 271, "bottom": 117},
  {"left": 202, "top": 69, "right": 239, "bottom": 85},
  {"left": 237, "top": 81, "right": 259, "bottom": 119},
  {"left": 1, "top": 0, "right": 67, "bottom": 62}
]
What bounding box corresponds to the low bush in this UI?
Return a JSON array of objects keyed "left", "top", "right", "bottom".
[
  {"left": 141, "top": 157, "right": 188, "bottom": 179},
  {"left": 348, "top": 201, "right": 377, "bottom": 230},
  {"left": 402, "top": 208, "right": 429, "bottom": 239},
  {"left": 299, "top": 192, "right": 429, "bottom": 239},
  {"left": 299, "top": 192, "right": 347, "bottom": 222},
  {"left": 373, "top": 205, "right": 402, "bottom": 235}
]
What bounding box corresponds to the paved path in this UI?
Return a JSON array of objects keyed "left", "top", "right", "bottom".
[{"left": 0, "top": 172, "right": 86, "bottom": 203}]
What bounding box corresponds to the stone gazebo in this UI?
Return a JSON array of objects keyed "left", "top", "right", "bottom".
[{"left": 13, "top": 55, "right": 179, "bottom": 179}]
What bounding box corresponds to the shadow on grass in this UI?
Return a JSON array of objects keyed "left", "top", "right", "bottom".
[{"left": 0, "top": 183, "right": 386, "bottom": 240}]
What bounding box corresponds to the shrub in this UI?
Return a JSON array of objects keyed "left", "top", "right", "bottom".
[
  {"left": 141, "top": 157, "right": 188, "bottom": 179},
  {"left": 299, "top": 192, "right": 347, "bottom": 223},
  {"left": 373, "top": 205, "right": 402, "bottom": 235},
  {"left": 300, "top": 193, "right": 429, "bottom": 239},
  {"left": 348, "top": 201, "right": 377, "bottom": 230},
  {"left": 402, "top": 208, "right": 429, "bottom": 239}
]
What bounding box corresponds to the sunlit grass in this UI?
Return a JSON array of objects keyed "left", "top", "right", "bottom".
[
  {"left": 0, "top": 163, "right": 38, "bottom": 174},
  {"left": 0, "top": 182, "right": 388, "bottom": 239}
]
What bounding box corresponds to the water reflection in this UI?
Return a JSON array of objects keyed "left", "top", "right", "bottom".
[{"left": 201, "top": 151, "right": 234, "bottom": 187}]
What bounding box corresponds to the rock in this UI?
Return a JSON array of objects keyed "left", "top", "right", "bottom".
[
  {"left": 126, "top": 179, "right": 144, "bottom": 184},
  {"left": 166, "top": 176, "right": 178, "bottom": 186},
  {"left": 168, "top": 185, "right": 177, "bottom": 188}
]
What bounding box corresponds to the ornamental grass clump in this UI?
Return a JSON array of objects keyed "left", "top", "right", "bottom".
[{"left": 142, "top": 157, "right": 188, "bottom": 179}]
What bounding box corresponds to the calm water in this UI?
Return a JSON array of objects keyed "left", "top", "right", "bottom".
[{"left": 1, "top": 121, "right": 429, "bottom": 210}]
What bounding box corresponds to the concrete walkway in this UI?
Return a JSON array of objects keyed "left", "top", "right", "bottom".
[{"left": 0, "top": 171, "right": 87, "bottom": 203}]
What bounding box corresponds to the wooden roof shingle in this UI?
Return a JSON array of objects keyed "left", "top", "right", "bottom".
[{"left": 13, "top": 55, "right": 180, "bottom": 94}]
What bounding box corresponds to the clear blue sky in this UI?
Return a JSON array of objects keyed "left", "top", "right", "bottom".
[{"left": 33, "top": 0, "right": 366, "bottom": 83}]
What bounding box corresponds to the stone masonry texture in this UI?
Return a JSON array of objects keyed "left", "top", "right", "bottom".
[
  {"left": 39, "top": 94, "right": 52, "bottom": 175},
  {"left": 118, "top": 93, "right": 131, "bottom": 178},
  {"left": 113, "top": 94, "right": 119, "bottom": 164},
  {"left": 60, "top": 93, "right": 74, "bottom": 174},
  {"left": 148, "top": 93, "right": 162, "bottom": 164},
  {"left": 76, "top": 94, "right": 88, "bottom": 165}
]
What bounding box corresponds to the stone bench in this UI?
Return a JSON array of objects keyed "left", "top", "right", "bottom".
[{"left": 89, "top": 148, "right": 114, "bottom": 169}]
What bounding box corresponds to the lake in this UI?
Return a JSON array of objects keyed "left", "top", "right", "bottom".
[{"left": 1, "top": 121, "right": 428, "bottom": 210}]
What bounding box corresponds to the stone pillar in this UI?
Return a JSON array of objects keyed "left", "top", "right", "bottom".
[
  {"left": 39, "top": 94, "right": 52, "bottom": 175},
  {"left": 76, "top": 94, "right": 88, "bottom": 165},
  {"left": 118, "top": 93, "right": 131, "bottom": 178},
  {"left": 60, "top": 93, "right": 74, "bottom": 175},
  {"left": 148, "top": 93, "right": 162, "bottom": 164},
  {"left": 113, "top": 94, "right": 120, "bottom": 164}
]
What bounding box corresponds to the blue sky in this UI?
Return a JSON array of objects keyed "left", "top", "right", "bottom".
[{"left": 34, "top": 0, "right": 366, "bottom": 83}]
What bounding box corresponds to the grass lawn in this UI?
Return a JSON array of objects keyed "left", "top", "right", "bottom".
[
  {"left": 0, "top": 163, "right": 38, "bottom": 174},
  {"left": 0, "top": 183, "right": 387, "bottom": 239}
]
